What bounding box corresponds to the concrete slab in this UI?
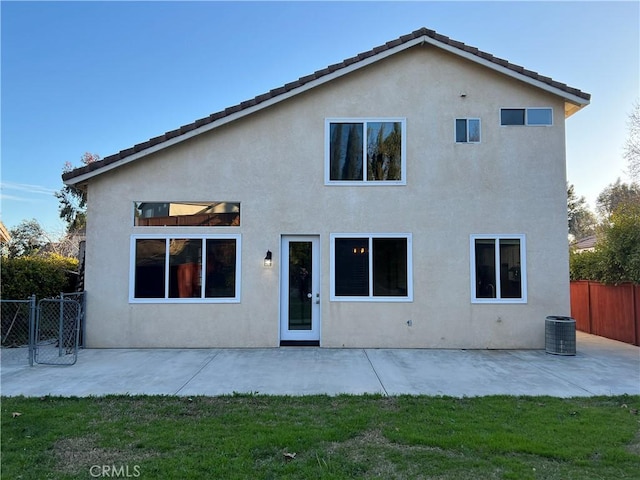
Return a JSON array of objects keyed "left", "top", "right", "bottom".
[
  {"left": 365, "top": 349, "right": 595, "bottom": 397},
  {"left": 509, "top": 332, "right": 640, "bottom": 396},
  {"left": 1, "top": 332, "right": 638, "bottom": 397},
  {"left": 0, "top": 349, "right": 218, "bottom": 396},
  {"left": 178, "top": 348, "right": 385, "bottom": 396}
]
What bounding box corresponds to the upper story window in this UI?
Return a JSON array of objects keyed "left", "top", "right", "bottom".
[
  {"left": 500, "top": 108, "right": 552, "bottom": 126},
  {"left": 470, "top": 234, "right": 527, "bottom": 304},
  {"left": 325, "top": 118, "right": 406, "bottom": 185},
  {"left": 455, "top": 118, "right": 481, "bottom": 143},
  {"left": 134, "top": 202, "right": 240, "bottom": 227}
]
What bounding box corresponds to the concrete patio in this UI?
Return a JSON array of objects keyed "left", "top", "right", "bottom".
[{"left": 1, "top": 332, "right": 638, "bottom": 397}]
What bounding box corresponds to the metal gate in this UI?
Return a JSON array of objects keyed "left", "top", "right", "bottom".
[
  {"left": 1, "top": 292, "right": 85, "bottom": 366},
  {"left": 1, "top": 297, "right": 36, "bottom": 366},
  {"left": 35, "top": 296, "right": 82, "bottom": 365}
]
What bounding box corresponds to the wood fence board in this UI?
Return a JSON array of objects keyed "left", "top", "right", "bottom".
[
  {"left": 590, "top": 283, "right": 635, "bottom": 344},
  {"left": 570, "top": 281, "right": 591, "bottom": 332},
  {"left": 570, "top": 281, "right": 639, "bottom": 346}
]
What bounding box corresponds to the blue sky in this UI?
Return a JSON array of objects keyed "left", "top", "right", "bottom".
[{"left": 1, "top": 1, "right": 638, "bottom": 236}]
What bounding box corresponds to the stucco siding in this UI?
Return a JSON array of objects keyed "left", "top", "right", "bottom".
[{"left": 83, "top": 44, "right": 571, "bottom": 348}]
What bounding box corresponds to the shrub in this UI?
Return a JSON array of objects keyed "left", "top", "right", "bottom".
[
  {"left": 570, "top": 202, "right": 640, "bottom": 284},
  {"left": 0, "top": 254, "right": 79, "bottom": 300},
  {"left": 598, "top": 202, "right": 640, "bottom": 283},
  {"left": 569, "top": 248, "right": 605, "bottom": 281}
]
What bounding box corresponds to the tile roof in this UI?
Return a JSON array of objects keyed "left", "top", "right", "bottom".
[{"left": 63, "top": 27, "right": 591, "bottom": 184}]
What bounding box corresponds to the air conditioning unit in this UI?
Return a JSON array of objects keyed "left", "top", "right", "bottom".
[{"left": 545, "top": 316, "right": 576, "bottom": 355}]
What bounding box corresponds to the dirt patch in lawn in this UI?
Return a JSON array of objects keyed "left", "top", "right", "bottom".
[
  {"left": 53, "top": 434, "right": 160, "bottom": 475},
  {"left": 319, "top": 429, "right": 464, "bottom": 478}
]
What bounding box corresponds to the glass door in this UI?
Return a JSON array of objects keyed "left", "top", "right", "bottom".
[{"left": 280, "top": 236, "right": 320, "bottom": 342}]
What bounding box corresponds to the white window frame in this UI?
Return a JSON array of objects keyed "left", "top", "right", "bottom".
[
  {"left": 500, "top": 108, "right": 553, "bottom": 126},
  {"left": 455, "top": 118, "right": 481, "bottom": 143},
  {"left": 324, "top": 118, "right": 407, "bottom": 186},
  {"left": 131, "top": 201, "right": 241, "bottom": 227},
  {"left": 470, "top": 234, "right": 527, "bottom": 304},
  {"left": 129, "top": 233, "right": 241, "bottom": 304},
  {"left": 330, "top": 233, "right": 413, "bottom": 302}
]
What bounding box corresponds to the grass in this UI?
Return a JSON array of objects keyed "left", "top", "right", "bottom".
[{"left": 2, "top": 394, "right": 639, "bottom": 479}]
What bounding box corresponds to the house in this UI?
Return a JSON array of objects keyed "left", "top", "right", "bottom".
[
  {"left": 62, "top": 27, "right": 590, "bottom": 349},
  {"left": 571, "top": 234, "right": 597, "bottom": 253},
  {"left": 0, "top": 221, "right": 10, "bottom": 245}
]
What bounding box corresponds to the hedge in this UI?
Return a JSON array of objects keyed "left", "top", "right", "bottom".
[
  {"left": 0, "top": 254, "right": 79, "bottom": 300},
  {"left": 570, "top": 203, "right": 640, "bottom": 284}
]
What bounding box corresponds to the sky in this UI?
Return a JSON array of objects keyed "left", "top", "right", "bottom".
[{"left": 1, "top": 0, "right": 639, "bottom": 237}]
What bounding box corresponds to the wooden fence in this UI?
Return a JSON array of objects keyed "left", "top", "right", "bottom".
[{"left": 570, "top": 281, "right": 640, "bottom": 346}]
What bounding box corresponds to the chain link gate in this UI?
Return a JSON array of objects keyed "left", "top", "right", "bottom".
[
  {"left": 34, "top": 296, "right": 83, "bottom": 365},
  {"left": 1, "top": 297, "right": 36, "bottom": 366},
  {"left": 1, "top": 293, "right": 84, "bottom": 366},
  {"left": 60, "top": 291, "right": 86, "bottom": 348}
]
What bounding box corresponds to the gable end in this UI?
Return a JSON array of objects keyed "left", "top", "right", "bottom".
[{"left": 63, "top": 27, "right": 590, "bottom": 185}]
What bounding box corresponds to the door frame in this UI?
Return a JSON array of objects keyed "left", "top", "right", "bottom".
[{"left": 279, "top": 235, "right": 321, "bottom": 345}]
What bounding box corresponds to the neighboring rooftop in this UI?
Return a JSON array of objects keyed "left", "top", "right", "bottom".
[
  {"left": 572, "top": 235, "right": 598, "bottom": 252},
  {"left": 0, "top": 221, "right": 10, "bottom": 244},
  {"left": 63, "top": 26, "right": 591, "bottom": 185}
]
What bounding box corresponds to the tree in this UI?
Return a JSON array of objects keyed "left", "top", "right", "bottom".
[
  {"left": 55, "top": 152, "right": 99, "bottom": 232},
  {"left": 597, "top": 202, "right": 640, "bottom": 283},
  {"left": 570, "top": 200, "right": 640, "bottom": 284},
  {"left": 567, "top": 183, "right": 596, "bottom": 240},
  {"left": 5, "top": 219, "right": 47, "bottom": 258},
  {"left": 625, "top": 100, "right": 640, "bottom": 182},
  {"left": 596, "top": 178, "right": 640, "bottom": 219}
]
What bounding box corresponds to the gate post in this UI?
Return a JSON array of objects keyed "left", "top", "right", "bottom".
[
  {"left": 58, "top": 295, "right": 65, "bottom": 358},
  {"left": 28, "top": 295, "right": 36, "bottom": 367}
]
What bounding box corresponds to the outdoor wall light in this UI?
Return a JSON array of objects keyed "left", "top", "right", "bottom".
[{"left": 264, "top": 250, "right": 273, "bottom": 267}]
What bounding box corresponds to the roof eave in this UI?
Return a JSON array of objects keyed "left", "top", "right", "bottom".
[
  {"left": 64, "top": 32, "right": 590, "bottom": 185},
  {"left": 421, "top": 35, "right": 590, "bottom": 116},
  {"left": 64, "top": 37, "right": 424, "bottom": 186}
]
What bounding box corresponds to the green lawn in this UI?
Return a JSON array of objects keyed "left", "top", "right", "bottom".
[{"left": 2, "top": 395, "right": 639, "bottom": 479}]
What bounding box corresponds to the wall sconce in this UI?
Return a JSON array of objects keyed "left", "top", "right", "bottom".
[{"left": 264, "top": 250, "right": 273, "bottom": 267}]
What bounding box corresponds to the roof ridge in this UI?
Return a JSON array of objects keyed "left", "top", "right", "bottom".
[{"left": 63, "top": 26, "right": 590, "bottom": 183}]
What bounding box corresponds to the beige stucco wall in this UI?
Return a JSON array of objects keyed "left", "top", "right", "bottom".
[{"left": 84, "top": 44, "right": 571, "bottom": 348}]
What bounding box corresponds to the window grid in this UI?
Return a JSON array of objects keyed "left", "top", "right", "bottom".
[
  {"left": 325, "top": 118, "right": 407, "bottom": 185},
  {"left": 130, "top": 234, "right": 241, "bottom": 304},
  {"left": 470, "top": 234, "right": 527, "bottom": 304},
  {"left": 455, "top": 118, "right": 481, "bottom": 143},
  {"left": 500, "top": 108, "right": 553, "bottom": 126},
  {"left": 330, "top": 233, "right": 413, "bottom": 302}
]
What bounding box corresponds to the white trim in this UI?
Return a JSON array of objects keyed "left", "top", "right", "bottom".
[
  {"left": 330, "top": 233, "right": 413, "bottom": 302},
  {"left": 66, "top": 40, "right": 421, "bottom": 187},
  {"left": 65, "top": 34, "right": 587, "bottom": 186},
  {"left": 500, "top": 107, "right": 553, "bottom": 126},
  {"left": 280, "top": 235, "right": 321, "bottom": 342},
  {"left": 427, "top": 35, "right": 589, "bottom": 109},
  {"left": 132, "top": 201, "right": 241, "bottom": 228},
  {"left": 470, "top": 234, "right": 527, "bottom": 304},
  {"left": 454, "top": 118, "right": 481, "bottom": 144},
  {"left": 129, "top": 233, "right": 241, "bottom": 303},
  {"left": 324, "top": 118, "right": 407, "bottom": 185},
  {"left": 526, "top": 107, "right": 553, "bottom": 126}
]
